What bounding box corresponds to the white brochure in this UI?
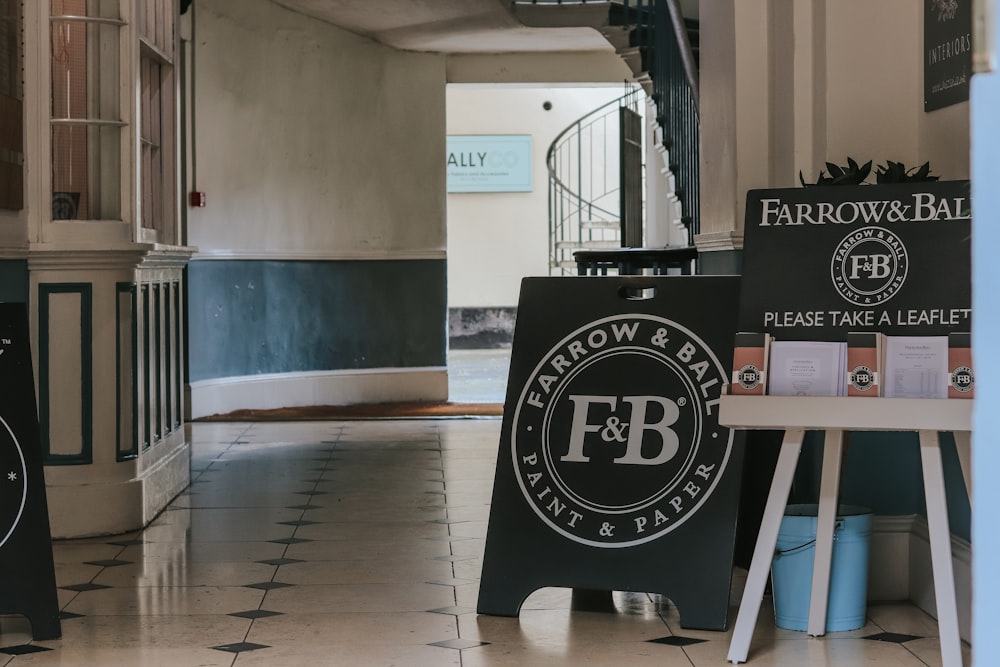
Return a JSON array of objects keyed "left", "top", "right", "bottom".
[
  {"left": 768, "top": 341, "right": 847, "bottom": 397},
  {"left": 884, "top": 336, "right": 949, "bottom": 399}
]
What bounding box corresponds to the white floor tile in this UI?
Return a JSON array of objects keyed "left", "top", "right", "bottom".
[{"left": 0, "top": 418, "right": 970, "bottom": 667}]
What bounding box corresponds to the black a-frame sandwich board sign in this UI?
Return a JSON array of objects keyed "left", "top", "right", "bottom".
[
  {"left": 1, "top": 302, "right": 61, "bottom": 640},
  {"left": 477, "top": 276, "right": 745, "bottom": 631}
]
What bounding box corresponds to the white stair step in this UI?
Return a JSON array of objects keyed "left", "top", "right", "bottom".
[{"left": 580, "top": 219, "right": 621, "bottom": 230}]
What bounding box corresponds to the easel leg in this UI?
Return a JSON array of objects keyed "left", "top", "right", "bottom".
[
  {"left": 919, "top": 430, "right": 964, "bottom": 667},
  {"left": 807, "top": 429, "right": 845, "bottom": 637},
  {"left": 727, "top": 428, "right": 804, "bottom": 664},
  {"left": 953, "top": 430, "right": 972, "bottom": 509}
]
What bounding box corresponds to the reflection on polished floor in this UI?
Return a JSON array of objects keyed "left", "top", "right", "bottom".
[
  {"left": 0, "top": 418, "right": 972, "bottom": 666},
  {"left": 447, "top": 348, "right": 512, "bottom": 405}
]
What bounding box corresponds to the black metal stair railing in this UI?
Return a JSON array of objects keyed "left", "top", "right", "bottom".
[
  {"left": 658, "top": 0, "right": 700, "bottom": 242},
  {"left": 631, "top": 0, "right": 700, "bottom": 243},
  {"left": 523, "top": 0, "right": 701, "bottom": 264},
  {"left": 546, "top": 94, "right": 636, "bottom": 275}
]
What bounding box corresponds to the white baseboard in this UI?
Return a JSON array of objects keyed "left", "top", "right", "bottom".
[
  {"left": 187, "top": 367, "right": 449, "bottom": 419},
  {"left": 868, "top": 515, "right": 915, "bottom": 601},
  {"left": 46, "top": 430, "right": 190, "bottom": 539},
  {"left": 870, "top": 514, "right": 971, "bottom": 643}
]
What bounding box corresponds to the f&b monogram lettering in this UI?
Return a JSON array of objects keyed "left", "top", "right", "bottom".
[
  {"left": 562, "top": 395, "right": 680, "bottom": 466},
  {"left": 849, "top": 254, "right": 892, "bottom": 280}
]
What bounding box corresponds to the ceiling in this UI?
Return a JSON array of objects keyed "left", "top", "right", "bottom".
[{"left": 267, "top": 0, "right": 623, "bottom": 53}]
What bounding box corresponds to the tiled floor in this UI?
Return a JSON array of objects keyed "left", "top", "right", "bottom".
[{"left": 0, "top": 418, "right": 972, "bottom": 666}]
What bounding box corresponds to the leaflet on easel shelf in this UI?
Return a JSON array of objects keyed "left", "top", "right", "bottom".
[
  {"left": 883, "top": 336, "right": 949, "bottom": 399},
  {"left": 768, "top": 340, "right": 847, "bottom": 397},
  {"left": 948, "top": 332, "right": 974, "bottom": 398},
  {"left": 846, "top": 332, "right": 885, "bottom": 397},
  {"left": 731, "top": 332, "right": 772, "bottom": 395}
]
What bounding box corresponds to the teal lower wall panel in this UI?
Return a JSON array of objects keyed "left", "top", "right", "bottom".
[
  {"left": 186, "top": 259, "right": 447, "bottom": 382},
  {"left": 0, "top": 260, "right": 28, "bottom": 302},
  {"left": 794, "top": 430, "right": 971, "bottom": 542}
]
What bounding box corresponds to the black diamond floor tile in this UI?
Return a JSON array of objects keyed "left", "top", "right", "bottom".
[
  {"left": 84, "top": 559, "right": 133, "bottom": 567},
  {"left": 60, "top": 582, "right": 112, "bottom": 592},
  {"left": 277, "top": 520, "right": 320, "bottom": 526},
  {"left": 228, "top": 609, "right": 284, "bottom": 619},
  {"left": 428, "top": 639, "right": 489, "bottom": 650},
  {"left": 59, "top": 611, "right": 85, "bottom": 619},
  {"left": 429, "top": 605, "right": 474, "bottom": 615},
  {"left": 286, "top": 504, "right": 321, "bottom": 511},
  {"left": 211, "top": 642, "right": 270, "bottom": 653},
  {"left": 428, "top": 577, "right": 474, "bottom": 586},
  {"left": 245, "top": 581, "right": 295, "bottom": 590},
  {"left": 864, "top": 632, "right": 924, "bottom": 643},
  {"left": 649, "top": 635, "right": 707, "bottom": 646},
  {"left": 257, "top": 557, "right": 306, "bottom": 566},
  {"left": 268, "top": 537, "right": 312, "bottom": 545},
  {"left": 107, "top": 539, "right": 145, "bottom": 546},
  {"left": 0, "top": 645, "right": 54, "bottom": 655}
]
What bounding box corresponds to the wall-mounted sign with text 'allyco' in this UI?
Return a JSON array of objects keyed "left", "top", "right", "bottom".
[{"left": 446, "top": 135, "right": 532, "bottom": 193}]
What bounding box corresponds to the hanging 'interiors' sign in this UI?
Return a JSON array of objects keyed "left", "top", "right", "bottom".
[
  {"left": 925, "top": 0, "right": 972, "bottom": 111},
  {"left": 446, "top": 135, "right": 532, "bottom": 193},
  {"left": 737, "top": 181, "right": 971, "bottom": 340}
]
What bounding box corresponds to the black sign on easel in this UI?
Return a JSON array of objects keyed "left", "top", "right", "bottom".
[
  {"left": 1, "top": 302, "right": 61, "bottom": 640},
  {"left": 738, "top": 181, "right": 971, "bottom": 339},
  {"left": 477, "top": 276, "right": 744, "bottom": 631}
]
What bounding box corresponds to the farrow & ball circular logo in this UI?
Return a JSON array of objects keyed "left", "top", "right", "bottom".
[
  {"left": 951, "top": 366, "right": 974, "bottom": 393},
  {"left": 736, "top": 364, "right": 761, "bottom": 391},
  {"left": 849, "top": 365, "right": 876, "bottom": 393},
  {"left": 831, "top": 226, "right": 909, "bottom": 306},
  {"left": 510, "top": 314, "right": 733, "bottom": 549},
  {"left": 1, "top": 416, "right": 28, "bottom": 549}
]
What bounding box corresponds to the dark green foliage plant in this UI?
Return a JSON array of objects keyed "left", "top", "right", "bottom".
[
  {"left": 799, "top": 157, "right": 873, "bottom": 187},
  {"left": 875, "top": 160, "right": 940, "bottom": 184},
  {"left": 799, "top": 158, "right": 941, "bottom": 186}
]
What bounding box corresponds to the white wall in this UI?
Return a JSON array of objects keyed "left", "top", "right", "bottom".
[
  {"left": 446, "top": 85, "right": 624, "bottom": 308},
  {"left": 824, "top": 2, "right": 969, "bottom": 180},
  {"left": 191, "top": 0, "right": 447, "bottom": 259},
  {"left": 699, "top": 0, "right": 971, "bottom": 246}
]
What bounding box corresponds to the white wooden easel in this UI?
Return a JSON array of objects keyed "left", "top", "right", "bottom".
[{"left": 720, "top": 394, "right": 972, "bottom": 666}]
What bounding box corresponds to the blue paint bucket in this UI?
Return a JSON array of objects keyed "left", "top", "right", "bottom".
[{"left": 771, "top": 504, "right": 872, "bottom": 632}]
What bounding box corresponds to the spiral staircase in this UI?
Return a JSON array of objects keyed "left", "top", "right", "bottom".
[{"left": 513, "top": 0, "right": 701, "bottom": 275}]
